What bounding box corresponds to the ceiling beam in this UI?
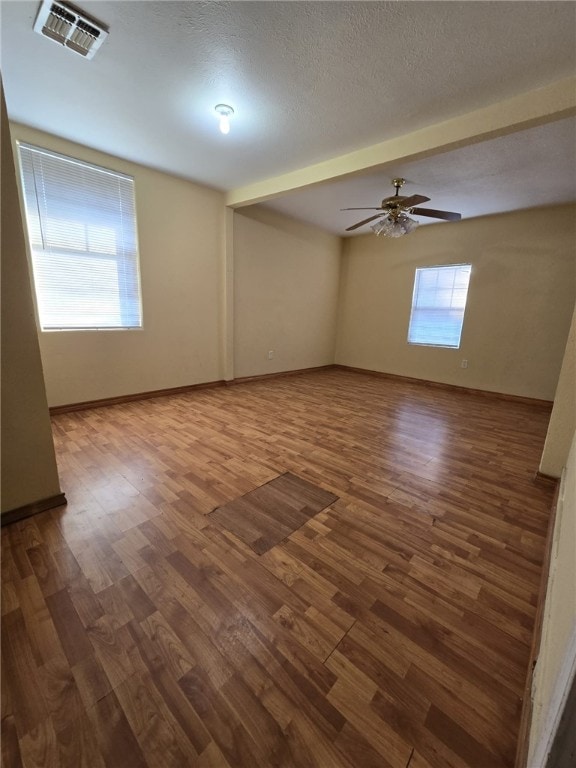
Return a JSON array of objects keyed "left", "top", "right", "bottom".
[{"left": 226, "top": 77, "right": 576, "bottom": 209}]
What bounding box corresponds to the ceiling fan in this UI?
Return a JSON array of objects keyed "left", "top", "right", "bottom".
[{"left": 342, "top": 178, "right": 462, "bottom": 237}]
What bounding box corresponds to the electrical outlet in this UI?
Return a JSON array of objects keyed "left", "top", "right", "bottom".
[
  {"left": 461, "top": 359, "right": 468, "bottom": 369},
  {"left": 268, "top": 350, "right": 274, "bottom": 360}
]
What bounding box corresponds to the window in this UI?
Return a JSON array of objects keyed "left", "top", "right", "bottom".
[
  {"left": 407, "top": 264, "right": 471, "bottom": 348},
  {"left": 18, "top": 143, "right": 142, "bottom": 330}
]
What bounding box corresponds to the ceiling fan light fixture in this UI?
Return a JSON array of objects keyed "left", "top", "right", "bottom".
[
  {"left": 371, "top": 213, "right": 419, "bottom": 238},
  {"left": 214, "top": 104, "right": 234, "bottom": 135},
  {"left": 343, "top": 178, "right": 460, "bottom": 234}
]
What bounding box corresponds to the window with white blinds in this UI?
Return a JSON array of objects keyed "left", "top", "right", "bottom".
[
  {"left": 18, "top": 143, "right": 142, "bottom": 330},
  {"left": 407, "top": 264, "right": 471, "bottom": 348}
]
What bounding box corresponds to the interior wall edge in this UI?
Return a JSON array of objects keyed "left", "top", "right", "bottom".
[
  {"left": 539, "top": 303, "right": 576, "bottom": 477},
  {"left": 1, "top": 84, "right": 63, "bottom": 513},
  {"left": 526, "top": 430, "right": 576, "bottom": 765},
  {"left": 515, "top": 480, "right": 561, "bottom": 768}
]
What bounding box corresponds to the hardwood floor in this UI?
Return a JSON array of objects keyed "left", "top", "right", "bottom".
[
  {"left": 1, "top": 369, "right": 555, "bottom": 768},
  {"left": 208, "top": 472, "right": 338, "bottom": 555}
]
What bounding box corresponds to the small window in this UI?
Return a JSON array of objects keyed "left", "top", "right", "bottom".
[
  {"left": 408, "top": 264, "right": 471, "bottom": 348},
  {"left": 18, "top": 143, "right": 142, "bottom": 331}
]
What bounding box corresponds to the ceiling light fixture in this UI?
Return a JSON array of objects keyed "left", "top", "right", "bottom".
[
  {"left": 371, "top": 211, "right": 419, "bottom": 238},
  {"left": 214, "top": 104, "right": 234, "bottom": 135},
  {"left": 343, "top": 178, "right": 460, "bottom": 236}
]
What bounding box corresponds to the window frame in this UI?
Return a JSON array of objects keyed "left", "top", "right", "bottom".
[
  {"left": 407, "top": 263, "right": 472, "bottom": 350},
  {"left": 17, "top": 141, "right": 143, "bottom": 333}
]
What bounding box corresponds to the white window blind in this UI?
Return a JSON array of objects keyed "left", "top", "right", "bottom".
[
  {"left": 18, "top": 142, "right": 142, "bottom": 330},
  {"left": 407, "top": 264, "right": 471, "bottom": 348}
]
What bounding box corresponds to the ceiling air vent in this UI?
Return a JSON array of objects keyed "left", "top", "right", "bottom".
[{"left": 33, "top": 0, "right": 108, "bottom": 59}]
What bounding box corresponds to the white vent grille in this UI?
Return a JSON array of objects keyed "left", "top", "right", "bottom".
[{"left": 33, "top": 0, "right": 108, "bottom": 59}]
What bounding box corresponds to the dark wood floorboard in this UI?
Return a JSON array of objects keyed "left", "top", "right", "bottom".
[
  {"left": 209, "top": 472, "right": 338, "bottom": 554},
  {"left": 1, "top": 370, "right": 554, "bottom": 767}
]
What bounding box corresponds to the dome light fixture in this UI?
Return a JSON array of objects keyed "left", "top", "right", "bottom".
[
  {"left": 214, "top": 104, "right": 234, "bottom": 135},
  {"left": 371, "top": 211, "right": 419, "bottom": 238}
]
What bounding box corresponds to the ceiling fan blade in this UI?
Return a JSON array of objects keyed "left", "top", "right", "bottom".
[
  {"left": 345, "top": 214, "right": 384, "bottom": 231},
  {"left": 411, "top": 207, "right": 462, "bottom": 221},
  {"left": 340, "top": 207, "right": 383, "bottom": 211},
  {"left": 397, "top": 194, "right": 431, "bottom": 208}
]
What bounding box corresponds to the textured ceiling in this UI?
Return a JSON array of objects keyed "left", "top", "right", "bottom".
[
  {"left": 1, "top": 1, "right": 575, "bottom": 234},
  {"left": 265, "top": 117, "right": 576, "bottom": 234}
]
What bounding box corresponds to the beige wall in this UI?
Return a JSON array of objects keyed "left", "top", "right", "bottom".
[
  {"left": 233, "top": 207, "right": 341, "bottom": 378},
  {"left": 528, "top": 428, "right": 576, "bottom": 764},
  {"left": 8, "top": 123, "right": 574, "bottom": 407},
  {"left": 1, "top": 92, "right": 62, "bottom": 513},
  {"left": 10, "top": 123, "right": 225, "bottom": 407},
  {"left": 336, "top": 205, "right": 576, "bottom": 400},
  {"left": 540, "top": 304, "right": 576, "bottom": 477},
  {"left": 528, "top": 304, "right": 576, "bottom": 761}
]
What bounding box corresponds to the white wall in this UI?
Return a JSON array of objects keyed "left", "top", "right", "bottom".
[
  {"left": 10, "top": 123, "right": 225, "bottom": 407},
  {"left": 233, "top": 207, "right": 341, "bottom": 378},
  {"left": 336, "top": 206, "right": 576, "bottom": 400}
]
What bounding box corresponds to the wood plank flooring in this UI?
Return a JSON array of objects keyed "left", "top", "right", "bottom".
[
  {"left": 1, "top": 370, "right": 555, "bottom": 768},
  {"left": 209, "top": 472, "right": 339, "bottom": 554}
]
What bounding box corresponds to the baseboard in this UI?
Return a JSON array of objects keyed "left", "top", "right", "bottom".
[
  {"left": 49, "top": 367, "right": 338, "bottom": 412},
  {"left": 227, "top": 365, "right": 335, "bottom": 386},
  {"left": 1, "top": 492, "right": 67, "bottom": 527},
  {"left": 534, "top": 471, "right": 560, "bottom": 486},
  {"left": 49, "top": 380, "right": 226, "bottom": 414},
  {"left": 514, "top": 480, "right": 560, "bottom": 768},
  {"left": 49, "top": 364, "right": 553, "bottom": 414},
  {"left": 333, "top": 365, "right": 554, "bottom": 409}
]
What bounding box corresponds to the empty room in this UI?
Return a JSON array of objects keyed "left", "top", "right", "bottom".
[{"left": 1, "top": 2, "right": 575, "bottom": 767}]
